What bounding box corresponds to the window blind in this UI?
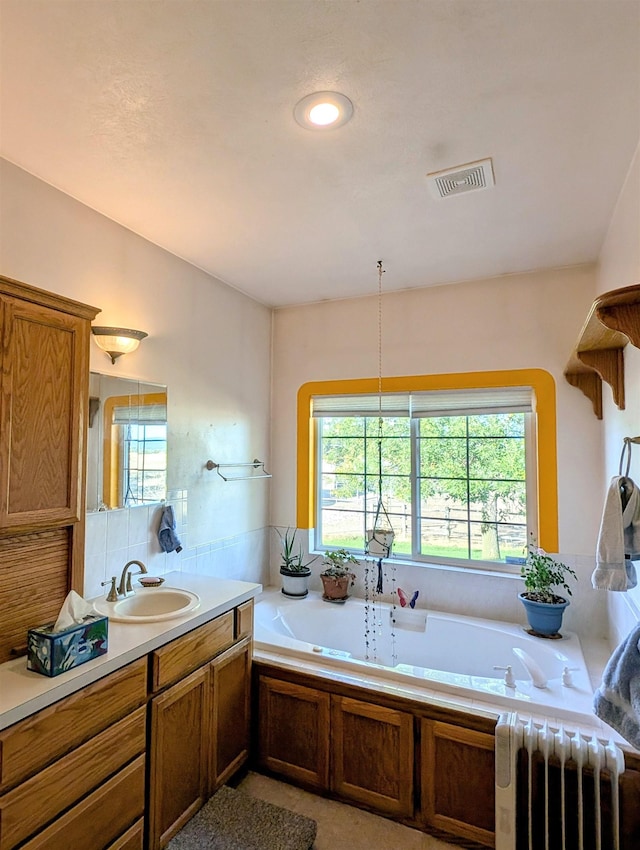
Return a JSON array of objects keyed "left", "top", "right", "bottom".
[
  {"left": 312, "top": 386, "right": 533, "bottom": 418},
  {"left": 111, "top": 402, "right": 167, "bottom": 425}
]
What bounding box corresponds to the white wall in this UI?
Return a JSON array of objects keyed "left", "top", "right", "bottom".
[
  {"left": 596, "top": 139, "right": 640, "bottom": 642},
  {"left": 272, "top": 265, "right": 609, "bottom": 637},
  {"left": 0, "top": 159, "right": 272, "bottom": 597}
]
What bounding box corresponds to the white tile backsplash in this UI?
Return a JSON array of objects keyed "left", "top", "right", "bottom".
[{"left": 84, "top": 493, "right": 269, "bottom": 599}]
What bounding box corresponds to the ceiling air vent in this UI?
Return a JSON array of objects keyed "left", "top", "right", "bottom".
[{"left": 426, "top": 157, "right": 495, "bottom": 199}]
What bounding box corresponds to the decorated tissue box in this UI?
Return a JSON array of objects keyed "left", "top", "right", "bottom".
[{"left": 27, "top": 615, "right": 108, "bottom": 677}]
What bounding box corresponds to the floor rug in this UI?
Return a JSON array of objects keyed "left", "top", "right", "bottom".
[{"left": 166, "top": 785, "right": 317, "bottom": 850}]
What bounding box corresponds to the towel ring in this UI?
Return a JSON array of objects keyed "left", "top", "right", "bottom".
[{"left": 619, "top": 436, "right": 640, "bottom": 476}]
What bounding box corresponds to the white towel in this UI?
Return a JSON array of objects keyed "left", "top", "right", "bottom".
[{"left": 591, "top": 475, "right": 639, "bottom": 591}]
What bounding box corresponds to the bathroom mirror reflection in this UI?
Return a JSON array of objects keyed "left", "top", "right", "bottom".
[{"left": 87, "top": 372, "right": 168, "bottom": 511}]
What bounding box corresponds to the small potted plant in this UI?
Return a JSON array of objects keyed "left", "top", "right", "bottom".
[
  {"left": 320, "top": 548, "right": 359, "bottom": 602},
  {"left": 277, "top": 527, "right": 316, "bottom": 598},
  {"left": 519, "top": 535, "right": 577, "bottom": 636}
]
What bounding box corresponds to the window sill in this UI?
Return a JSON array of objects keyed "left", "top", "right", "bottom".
[{"left": 310, "top": 547, "right": 523, "bottom": 581}]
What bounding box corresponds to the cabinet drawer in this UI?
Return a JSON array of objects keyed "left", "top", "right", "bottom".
[
  {"left": 0, "top": 706, "right": 146, "bottom": 850},
  {"left": 151, "top": 611, "right": 234, "bottom": 692},
  {"left": 105, "top": 818, "right": 144, "bottom": 850},
  {"left": 18, "top": 755, "right": 145, "bottom": 850},
  {"left": 0, "top": 657, "right": 147, "bottom": 793},
  {"left": 235, "top": 599, "right": 253, "bottom": 640}
]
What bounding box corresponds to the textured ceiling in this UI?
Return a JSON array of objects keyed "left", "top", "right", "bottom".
[{"left": 1, "top": 0, "right": 639, "bottom": 307}]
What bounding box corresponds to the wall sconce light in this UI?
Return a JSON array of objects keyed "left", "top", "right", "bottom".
[{"left": 92, "top": 326, "right": 148, "bottom": 364}]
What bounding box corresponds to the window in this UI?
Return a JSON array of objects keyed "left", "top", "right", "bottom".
[
  {"left": 297, "top": 371, "right": 558, "bottom": 569},
  {"left": 103, "top": 393, "right": 167, "bottom": 508}
]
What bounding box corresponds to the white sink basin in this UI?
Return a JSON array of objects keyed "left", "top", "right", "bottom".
[{"left": 94, "top": 587, "right": 201, "bottom": 623}]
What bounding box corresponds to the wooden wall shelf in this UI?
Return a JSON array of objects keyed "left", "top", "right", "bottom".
[{"left": 564, "top": 284, "right": 640, "bottom": 419}]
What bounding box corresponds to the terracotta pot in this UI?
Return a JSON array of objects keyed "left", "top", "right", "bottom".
[{"left": 320, "top": 573, "right": 353, "bottom": 601}]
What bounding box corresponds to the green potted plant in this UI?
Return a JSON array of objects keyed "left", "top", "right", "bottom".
[
  {"left": 519, "top": 536, "right": 577, "bottom": 636},
  {"left": 320, "top": 548, "right": 359, "bottom": 602},
  {"left": 277, "top": 527, "right": 316, "bottom": 598}
]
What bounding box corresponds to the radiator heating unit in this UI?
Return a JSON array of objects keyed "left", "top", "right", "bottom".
[{"left": 495, "top": 712, "right": 626, "bottom": 850}]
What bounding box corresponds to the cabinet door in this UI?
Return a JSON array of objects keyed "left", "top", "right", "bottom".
[
  {"left": 420, "top": 719, "right": 495, "bottom": 847},
  {"left": 148, "top": 666, "right": 210, "bottom": 849},
  {"left": 0, "top": 295, "right": 89, "bottom": 529},
  {"left": 258, "top": 676, "right": 330, "bottom": 790},
  {"left": 209, "top": 637, "right": 251, "bottom": 792},
  {"left": 331, "top": 695, "right": 414, "bottom": 817}
]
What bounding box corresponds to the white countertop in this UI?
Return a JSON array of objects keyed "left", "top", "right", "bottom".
[{"left": 0, "top": 572, "right": 261, "bottom": 731}]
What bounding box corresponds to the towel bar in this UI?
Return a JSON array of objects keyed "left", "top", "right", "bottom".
[{"left": 205, "top": 459, "right": 272, "bottom": 481}]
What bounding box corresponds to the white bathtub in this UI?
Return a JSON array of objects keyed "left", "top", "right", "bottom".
[{"left": 254, "top": 589, "right": 598, "bottom": 723}]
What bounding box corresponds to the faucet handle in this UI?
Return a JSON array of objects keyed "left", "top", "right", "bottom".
[
  {"left": 101, "top": 577, "right": 118, "bottom": 602},
  {"left": 493, "top": 664, "right": 516, "bottom": 688},
  {"left": 562, "top": 666, "right": 579, "bottom": 687}
]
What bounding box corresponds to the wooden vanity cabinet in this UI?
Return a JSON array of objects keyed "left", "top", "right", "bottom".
[
  {"left": 0, "top": 275, "right": 99, "bottom": 665},
  {"left": 148, "top": 604, "right": 254, "bottom": 849},
  {"left": 0, "top": 658, "right": 147, "bottom": 850}
]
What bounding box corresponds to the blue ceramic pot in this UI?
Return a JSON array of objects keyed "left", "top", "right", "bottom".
[{"left": 519, "top": 592, "right": 569, "bottom": 636}]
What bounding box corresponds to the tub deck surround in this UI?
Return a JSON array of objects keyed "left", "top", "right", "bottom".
[
  {"left": 0, "top": 573, "right": 261, "bottom": 731},
  {"left": 254, "top": 588, "right": 615, "bottom": 735}
]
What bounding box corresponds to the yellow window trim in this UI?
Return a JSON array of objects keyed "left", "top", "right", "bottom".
[
  {"left": 102, "top": 392, "right": 167, "bottom": 508},
  {"left": 296, "top": 369, "right": 558, "bottom": 553}
]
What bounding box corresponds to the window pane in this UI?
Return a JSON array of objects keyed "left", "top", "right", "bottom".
[
  {"left": 322, "top": 437, "right": 365, "bottom": 475},
  {"left": 420, "top": 416, "right": 466, "bottom": 437},
  {"left": 420, "top": 519, "right": 470, "bottom": 560},
  {"left": 326, "top": 473, "right": 365, "bottom": 505},
  {"left": 365, "top": 437, "right": 411, "bottom": 476},
  {"left": 468, "top": 437, "right": 525, "bottom": 480},
  {"left": 419, "top": 437, "right": 467, "bottom": 478},
  {"left": 365, "top": 417, "right": 410, "bottom": 437},
  {"left": 467, "top": 413, "right": 525, "bottom": 437},
  {"left": 322, "top": 416, "right": 365, "bottom": 437},
  {"left": 467, "top": 521, "right": 527, "bottom": 561},
  {"left": 467, "top": 480, "right": 527, "bottom": 526},
  {"left": 321, "top": 509, "right": 366, "bottom": 549}
]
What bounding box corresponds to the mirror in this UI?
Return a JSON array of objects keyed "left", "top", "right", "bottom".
[{"left": 87, "top": 372, "right": 168, "bottom": 511}]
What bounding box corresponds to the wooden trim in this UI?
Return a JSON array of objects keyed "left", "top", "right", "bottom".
[
  {"left": 0, "top": 274, "right": 100, "bottom": 321},
  {"left": 254, "top": 660, "right": 498, "bottom": 735}
]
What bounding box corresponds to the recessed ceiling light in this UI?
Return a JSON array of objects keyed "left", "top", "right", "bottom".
[{"left": 294, "top": 91, "right": 353, "bottom": 131}]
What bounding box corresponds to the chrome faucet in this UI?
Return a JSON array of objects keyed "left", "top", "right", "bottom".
[{"left": 117, "top": 559, "right": 148, "bottom": 597}]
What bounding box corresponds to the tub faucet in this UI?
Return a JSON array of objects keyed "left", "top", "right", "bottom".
[
  {"left": 512, "top": 647, "right": 547, "bottom": 689},
  {"left": 117, "top": 559, "right": 148, "bottom": 597}
]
